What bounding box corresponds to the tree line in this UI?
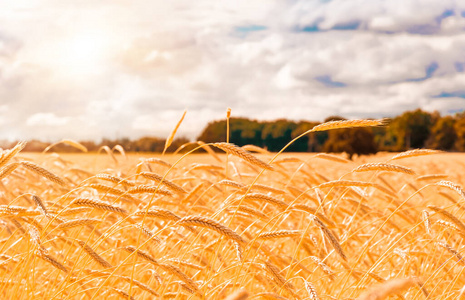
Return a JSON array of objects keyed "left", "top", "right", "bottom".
[
  {"left": 197, "top": 109, "right": 465, "bottom": 158},
  {"left": 3, "top": 109, "right": 465, "bottom": 157}
]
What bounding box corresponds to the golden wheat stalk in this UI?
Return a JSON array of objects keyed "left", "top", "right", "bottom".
[
  {"left": 159, "top": 262, "right": 199, "bottom": 293},
  {"left": 86, "top": 183, "right": 136, "bottom": 203},
  {"left": 59, "top": 207, "right": 92, "bottom": 216},
  {"left": 241, "top": 145, "right": 270, "bottom": 154},
  {"left": 163, "top": 110, "right": 187, "bottom": 155},
  {"left": 391, "top": 149, "right": 443, "bottom": 160},
  {"left": 218, "top": 180, "right": 245, "bottom": 189},
  {"left": 127, "top": 184, "right": 173, "bottom": 196},
  {"left": 57, "top": 218, "right": 102, "bottom": 230},
  {"left": 124, "top": 246, "right": 159, "bottom": 266},
  {"left": 70, "top": 197, "right": 127, "bottom": 215},
  {"left": 436, "top": 180, "right": 465, "bottom": 199},
  {"left": 43, "top": 139, "right": 88, "bottom": 153},
  {"left": 263, "top": 261, "right": 297, "bottom": 297},
  {"left": 311, "top": 119, "right": 386, "bottom": 132},
  {"left": 134, "top": 208, "right": 181, "bottom": 221},
  {"left": 352, "top": 163, "right": 415, "bottom": 175},
  {"left": 243, "top": 193, "right": 288, "bottom": 209},
  {"left": 94, "top": 173, "right": 134, "bottom": 187},
  {"left": 291, "top": 204, "right": 336, "bottom": 228},
  {"left": 422, "top": 210, "right": 432, "bottom": 235},
  {"left": 177, "top": 215, "right": 246, "bottom": 244},
  {"left": 119, "top": 275, "right": 159, "bottom": 296},
  {"left": 315, "top": 153, "right": 350, "bottom": 163},
  {"left": 0, "top": 163, "right": 19, "bottom": 181},
  {"left": 20, "top": 161, "right": 66, "bottom": 186},
  {"left": 144, "top": 157, "right": 173, "bottom": 168},
  {"left": 437, "top": 241, "right": 465, "bottom": 265},
  {"left": 76, "top": 240, "right": 113, "bottom": 269},
  {"left": 224, "top": 289, "right": 249, "bottom": 300},
  {"left": 227, "top": 205, "right": 268, "bottom": 220},
  {"left": 250, "top": 184, "right": 286, "bottom": 195},
  {"left": 27, "top": 225, "right": 47, "bottom": 254},
  {"left": 257, "top": 230, "right": 303, "bottom": 240},
  {"left": 309, "top": 256, "right": 335, "bottom": 279},
  {"left": 416, "top": 174, "right": 448, "bottom": 181},
  {"left": 304, "top": 281, "right": 320, "bottom": 300},
  {"left": 36, "top": 251, "right": 68, "bottom": 273},
  {"left": 112, "top": 288, "right": 135, "bottom": 300},
  {"left": 31, "top": 195, "right": 49, "bottom": 217},
  {"left": 312, "top": 215, "right": 346, "bottom": 261},
  {"left": 356, "top": 277, "right": 416, "bottom": 300},
  {"left": 139, "top": 172, "right": 187, "bottom": 194},
  {"left": 213, "top": 143, "right": 274, "bottom": 171},
  {"left": 427, "top": 205, "right": 465, "bottom": 232},
  {"left": 0, "top": 141, "right": 26, "bottom": 169}
]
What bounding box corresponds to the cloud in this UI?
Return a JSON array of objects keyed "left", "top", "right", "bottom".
[
  {"left": 26, "top": 113, "right": 70, "bottom": 126},
  {"left": 0, "top": 0, "right": 464, "bottom": 142}
]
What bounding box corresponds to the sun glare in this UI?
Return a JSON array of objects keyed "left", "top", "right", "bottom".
[{"left": 52, "top": 31, "right": 111, "bottom": 77}]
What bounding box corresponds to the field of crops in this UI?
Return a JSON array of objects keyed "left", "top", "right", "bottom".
[{"left": 1, "top": 119, "right": 465, "bottom": 299}]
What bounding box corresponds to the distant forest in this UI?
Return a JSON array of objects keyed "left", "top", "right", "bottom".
[{"left": 6, "top": 109, "right": 465, "bottom": 157}]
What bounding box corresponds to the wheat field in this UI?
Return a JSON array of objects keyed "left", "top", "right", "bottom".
[{"left": 0, "top": 120, "right": 465, "bottom": 299}]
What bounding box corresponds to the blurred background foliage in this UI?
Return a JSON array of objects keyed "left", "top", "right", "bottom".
[{"left": 4, "top": 109, "right": 465, "bottom": 157}]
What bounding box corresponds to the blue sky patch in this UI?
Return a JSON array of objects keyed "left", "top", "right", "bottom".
[
  {"left": 315, "top": 75, "right": 346, "bottom": 87},
  {"left": 407, "top": 62, "right": 438, "bottom": 82},
  {"left": 332, "top": 20, "right": 361, "bottom": 30},
  {"left": 455, "top": 62, "right": 465, "bottom": 72},
  {"left": 436, "top": 9, "right": 455, "bottom": 23},
  {"left": 433, "top": 91, "right": 465, "bottom": 99},
  {"left": 234, "top": 25, "right": 267, "bottom": 33},
  {"left": 301, "top": 25, "right": 320, "bottom": 32}
]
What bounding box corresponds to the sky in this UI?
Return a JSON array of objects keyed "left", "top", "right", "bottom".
[{"left": 1, "top": 0, "right": 465, "bottom": 142}]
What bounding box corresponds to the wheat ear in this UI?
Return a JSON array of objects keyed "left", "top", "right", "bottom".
[
  {"left": 127, "top": 185, "right": 173, "bottom": 196},
  {"left": 352, "top": 163, "right": 415, "bottom": 175},
  {"left": 436, "top": 180, "right": 465, "bottom": 199},
  {"left": 20, "top": 161, "right": 66, "bottom": 186},
  {"left": 177, "top": 215, "right": 246, "bottom": 244},
  {"left": 70, "top": 197, "right": 127, "bottom": 215},
  {"left": 356, "top": 277, "right": 417, "bottom": 300},
  {"left": 134, "top": 208, "right": 181, "bottom": 221},
  {"left": 225, "top": 289, "right": 249, "bottom": 300},
  {"left": 163, "top": 110, "right": 186, "bottom": 155},
  {"left": 139, "top": 172, "right": 187, "bottom": 194},
  {"left": 36, "top": 252, "right": 68, "bottom": 273},
  {"left": 94, "top": 173, "right": 134, "bottom": 187},
  {"left": 391, "top": 149, "right": 443, "bottom": 160},
  {"left": 112, "top": 288, "right": 135, "bottom": 300},
  {"left": 0, "top": 141, "right": 26, "bottom": 169},
  {"left": 311, "top": 119, "right": 386, "bottom": 132},
  {"left": 0, "top": 163, "right": 19, "bottom": 181},
  {"left": 257, "top": 230, "right": 302, "bottom": 240},
  {"left": 427, "top": 205, "right": 465, "bottom": 232},
  {"left": 304, "top": 281, "right": 320, "bottom": 300},
  {"left": 76, "top": 240, "right": 113, "bottom": 269},
  {"left": 312, "top": 215, "right": 346, "bottom": 261},
  {"left": 57, "top": 218, "right": 102, "bottom": 230},
  {"left": 243, "top": 193, "right": 288, "bottom": 209},
  {"left": 213, "top": 143, "right": 274, "bottom": 171}
]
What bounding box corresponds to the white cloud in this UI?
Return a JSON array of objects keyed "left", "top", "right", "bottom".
[
  {"left": 0, "top": 0, "right": 464, "bottom": 142},
  {"left": 26, "top": 113, "right": 70, "bottom": 126}
]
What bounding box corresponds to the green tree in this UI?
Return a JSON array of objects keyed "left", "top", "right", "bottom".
[
  {"left": 291, "top": 121, "right": 327, "bottom": 152},
  {"left": 261, "top": 119, "right": 299, "bottom": 152},
  {"left": 384, "top": 109, "right": 436, "bottom": 150},
  {"left": 426, "top": 116, "right": 456, "bottom": 150},
  {"left": 454, "top": 116, "right": 465, "bottom": 151},
  {"left": 321, "top": 116, "right": 377, "bottom": 159},
  {"left": 197, "top": 118, "right": 263, "bottom": 146}
]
